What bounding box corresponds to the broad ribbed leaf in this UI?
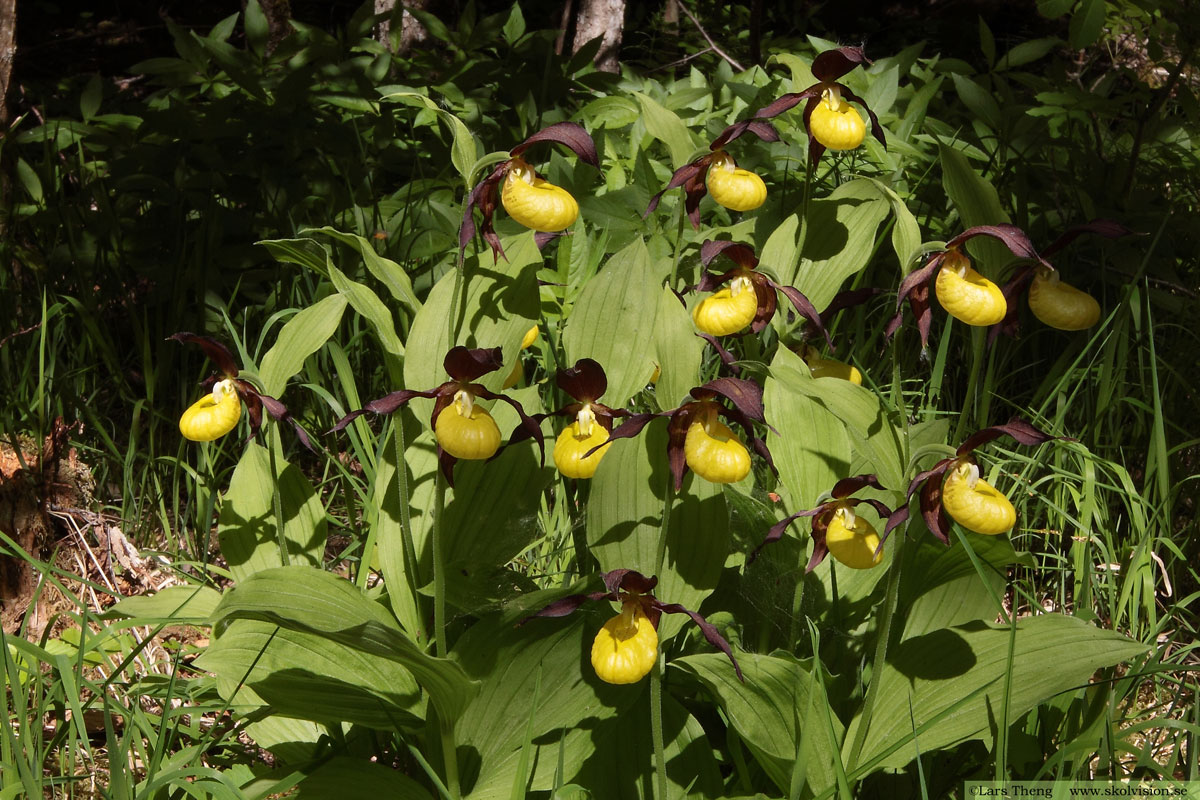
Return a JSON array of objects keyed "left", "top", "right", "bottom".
[
  {"left": 210, "top": 566, "right": 477, "bottom": 723},
  {"left": 218, "top": 443, "right": 326, "bottom": 581},
  {"left": 294, "top": 757, "right": 435, "bottom": 799},
  {"left": 676, "top": 652, "right": 845, "bottom": 796},
  {"left": 259, "top": 294, "right": 347, "bottom": 397},
  {"left": 791, "top": 180, "right": 891, "bottom": 310},
  {"left": 652, "top": 286, "right": 703, "bottom": 410},
  {"left": 108, "top": 585, "right": 221, "bottom": 624},
  {"left": 847, "top": 615, "right": 1147, "bottom": 771},
  {"left": 632, "top": 91, "right": 701, "bottom": 168},
  {"left": 327, "top": 262, "right": 405, "bottom": 357},
  {"left": 765, "top": 351, "right": 850, "bottom": 510},
  {"left": 939, "top": 144, "right": 1013, "bottom": 273},
  {"left": 586, "top": 423, "right": 729, "bottom": 638},
  {"left": 304, "top": 227, "right": 421, "bottom": 314},
  {"left": 564, "top": 237, "right": 661, "bottom": 407}
]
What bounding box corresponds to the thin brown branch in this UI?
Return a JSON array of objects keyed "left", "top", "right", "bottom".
[{"left": 673, "top": 0, "right": 744, "bottom": 73}]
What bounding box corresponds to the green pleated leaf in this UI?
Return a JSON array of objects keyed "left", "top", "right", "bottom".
[
  {"left": 563, "top": 237, "right": 661, "bottom": 408},
  {"left": 652, "top": 285, "right": 703, "bottom": 410},
  {"left": 304, "top": 226, "right": 422, "bottom": 315},
  {"left": 571, "top": 691, "right": 722, "bottom": 799},
  {"left": 758, "top": 214, "right": 801, "bottom": 283},
  {"left": 327, "top": 263, "right": 405, "bottom": 357},
  {"left": 939, "top": 143, "right": 1014, "bottom": 273},
  {"left": 768, "top": 348, "right": 905, "bottom": 490},
  {"left": 218, "top": 443, "right": 326, "bottom": 582},
  {"left": 792, "top": 180, "right": 891, "bottom": 310},
  {"left": 632, "top": 91, "right": 700, "bottom": 168},
  {"left": 675, "top": 651, "right": 845, "bottom": 796},
  {"left": 294, "top": 757, "right": 435, "bottom": 799},
  {"left": 259, "top": 294, "right": 347, "bottom": 398},
  {"left": 847, "top": 615, "right": 1147, "bottom": 771},
  {"left": 107, "top": 585, "right": 222, "bottom": 624},
  {"left": 258, "top": 237, "right": 331, "bottom": 276},
  {"left": 765, "top": 351, "right": 851, "bottom": 510},
  {"left": 586, "top": 423, "right": 730, "bottom": 638},
  {"left": 866, "top": 179, "right": 923, "bottom": 273},
  {"left": 452, "top": 609, "right": 641, "bottom": 799},
  {"left": 404, "top": 232, "right": 541, "bottom": 415},
  {"left": 197, "top": 619, "right": 424, "bottom": 730},
  {"left": 951, "top": 74, "right": 1002, "bottom": 132},
  {"left": 209, "top": 566, "right": 478, "bottom": 724}
]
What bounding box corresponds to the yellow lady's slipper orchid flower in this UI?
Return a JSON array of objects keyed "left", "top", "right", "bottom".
[
  {"left": 824, "top": 504, "right": 883, "bottom": 569},
  {"left": 705, "top": 150, "right": 767, "bottom": 211},
  {"left": 684, "top": 402, "right": 751, "bottom": 484},
  {"left": 590, "top": 597, "right": 659, "bottom": 685},
  {"left": 808, "top": 85, "right": 867, "bottom": 151},
  {"left": 941, "top": 460, "right": 1016, "bottom": 535},
  {"left": 1027, "top": 269, "right": 1100, "bottom": 330},
  {"left": 802, "top": 345, "right": 862, "bottom": 384},
  {"left": 434, "top": 389, "right": 502, "bottom": 461},
  {"left": 934, "top": 250, "right": 1007, "bottom": 327},
  {"left": 554, "top": 405, "right": 611, "bottom": 479},
  {"left": 179, "top": 378, "right": 242, "bottom": 442},
  {"left": 501, "top": 156, "right": 579, "bottom": 233},
  {"left": 693, "top": 273, "right": 758, "bottom": 336}
]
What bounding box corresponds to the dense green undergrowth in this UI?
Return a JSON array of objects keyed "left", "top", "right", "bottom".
[{"left": 1, "top": 1, "right": 1198, "bottom": 797}]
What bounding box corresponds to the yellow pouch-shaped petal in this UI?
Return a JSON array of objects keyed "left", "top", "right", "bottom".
[
  {"left": 435, "top": 393, "right": 502, "bottom": 460},
  {"left": 935, "top": 252, "right": 1007, "bottom": 326},
  {"left": 706, "top": 151, "right": 766, "bottom": 212},
  {"left": 809, "top": 90, "right": 866, "bottom": 151},
  {"left": 803, "top": 347, "right": 862, "bottom": 385},
  {"left": 180, "top": 380, "right": 242, "bottom": 442},
  {"left": 684, "top": 405, "right": 751, "bottom": 484},
  {"left": 942, "top": 461, "right": 1016, "bottom": 535},
  {"left": 501, "top": 158, "right": 579, "bottom": 232},
  {"left": 825, "top": 507, "right": 883, "bottom": 570},
  {"left": 1028, "top": 270, "right": 1100, "bottom": 331},
  {"left": 591, "top": 601, "right": 658, "bottom": 685},
  {"left": 554, "top": 419, "right": 611, "bottom": 479},
  {"left": 693, "top": 275, "right": 757, "bottom": 336}
]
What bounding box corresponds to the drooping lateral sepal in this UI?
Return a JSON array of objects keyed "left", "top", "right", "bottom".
[
  {"left": 170, "top": 331, "right": 241, "bottom": 377},
  {"left": 510, "top": 121, "right": 599, "bottom": 167},
  {"left": 956, "top": 417, "right": 1063, "bottom": 456},
  {"left": 655, "top": 601, "right": 743, "bottom": 681}
]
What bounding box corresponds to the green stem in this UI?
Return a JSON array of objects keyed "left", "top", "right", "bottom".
[
  {"left": 954, "top": 325, "right": 986, "bottom": 443},
  {"left": 847, "top": 528, "right": 905, "bottom": 771},
  {"left": 787, "top": 540, "right": 808, "bottom": 651},
  {"left": 440, "top": 719, "right": 462, "bottom": 800},
  {"left": 267, "top": 431, "right": 290, "bottom": 567},
  {"left": 655, "top": 481, "right": 675, "bottom": 578},
  {"left": 432, "top": 469, "right": 448, "bottom": 658},
  {"left": 668, "top": 198, "right": 687, "bottom": 292},
  {"left": 650, "top": 660, "right": 668, "bottom": 800},
  {"left": 394, "top": 413, "right": 426, "bottom": 644}
]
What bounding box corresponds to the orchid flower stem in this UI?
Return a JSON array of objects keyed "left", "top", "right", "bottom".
[
  {"left": 394, "top": 414, "right": 426, "bottom": 644},
  {"left": 787, "top": 542, "right": 808, "bottom": 649},
  {"left": 433, "top": 469, "right": 448, "bottom": 659},
  {"left": 847, "top": 526, "right": 905, "bottom": 771},
  {"left": 440, "top": 716, "right": 462, "bottom": 800},
  {"left": 954, "top": 325, "right": 987, "bottom": 443},
  {"left": 655, "top": 480, "right": 676, "bottom": 578},
  {"left": 801, "top": 153, "right": 814, "bottom": 229},
  {"left": 650, "top": 659, "right": 669, "bottom": 800},
  {"left": 267, "top": 430, "right": 290, "bottom": 567},
  {"left": 669, "top": 196, "right": 686, "bottom": 292}
]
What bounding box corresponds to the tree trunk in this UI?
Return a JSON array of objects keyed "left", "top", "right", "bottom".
[
  {"left": 0, "top": 0, "right": 14, "bottom": 128},
  {"left": 572, "top": 0, "right": 625, "bottom": 73},
  {"left": 260, "top": 0, "right": 292, "bottom": 54},
  {"left": 398, "top": 0, "right": 431, "bottom": 55}
]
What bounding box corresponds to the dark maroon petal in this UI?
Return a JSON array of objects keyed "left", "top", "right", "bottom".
[
  {"left": 254, "top": 391, "right": 316, "bottom": 452},
  {"left": 1041, "top": 218, "right": 1137, "bottom": 258},
  {"left": 438, "top": 449, "right": 458, "bottom": 487},
  {"left": 839, "top": 86, "right": 887, "bottom": 148},
  {"left": 749, "top": 434, "right": 777, "bottom": 474},
  {"left": 805, "top": 536, "right": 830, "bottom": 573},
  {"left": 243, "top": 391, "right": 264, "bottom": 439},
  {"left": 911, "top": 283, "right": 933, "bottom": 349},
  {"left": 585, "top": 413, "right": 661, "bottom": 459},
  {"left": 774, "top": 283, "right": 832, "bottom": 349},
  {"left": 170, "top": 332, "right": 241, "bottom": 377},
  {"left": 945, "top": 224, "right": 1043, "bottom": 263},
  {"left": 607, "top": 569, "right": 658, "bottom": 595},
  {"left": 754, "top": 88, "right": 820, "bottom": 119},
  {"left": 534, "top": 231, "right": 566, "bottom": 249},
  {"left": 556, "top": 358, "right": 608, "bottom": 402},
  {"left": 746, "top": 120, "right": 780, "bottom": 142},
  {"left": 444, "top": 346, "right": 504, "bottom": 382},
  {"left": 697, "top": 333, "right": 741, "bottom": 373},
  {"left": 666, "top": 410, "right": 691, "bottom": 491},
  {"left": 710, "top": 119, "right": 780, "bottom": 150},
  {"left": 511, "top": 121, "right": 599, "bottom": 167},
  {"left": 459, "top": 164, "right": 508, "bottom": 258},
  {"left": 907, "top": 462, "right": 953, "bottom": 501},
  {"left": 475, "top": 386, "right": 546, "bottom": 466},
  {"left": 748, "top": 507, "right": 822, "bottom": 563},
  {"left": 749, "top": 279, "right": 778, "bottom": 333},
  {"left": 683, "top": 170, "right": 708, "bottom": 230},
  {"left": 701, "top": 240, "right": 759, "bottom": 269},
  {"left": 896, "top": 256, "right": 942, "bottom": 310},
  {"left": 517, "top": 593, "right": 596, "bottom": 624},
  {"left": 644, "top": 161, "right": 707, "bottom": 219},
  {"left": 857, "top": 498, "right": 896, "bottom": 520},
  {"left": 691, "top": 377, "right": 766, "bottom": 422},
  {"left": 811, "top": 46, "right": 872, "bottom": 82},
  {"left": 654, "top": 602, "right": 743, "bottom": 681},
  {"left": 882, "top": 505, "right": 910, "bottom": 538},
  {"left": 919, "top": 475, "right": 951, "bottom": 544},
  {"left": 988, "top": 265, "right": 1039, "bottom": 345},
  {"left": 831, "top": 474, "right": 884, "bottom": 499},
  {"left": 821, "top": 287, "right": 882, "bottom": 327},
  {"left": 956, "top": 417, "right": 1061, "bottom": 456},
  {"left": 330, "top": 388, "right": 440, "bottom": 432}
]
